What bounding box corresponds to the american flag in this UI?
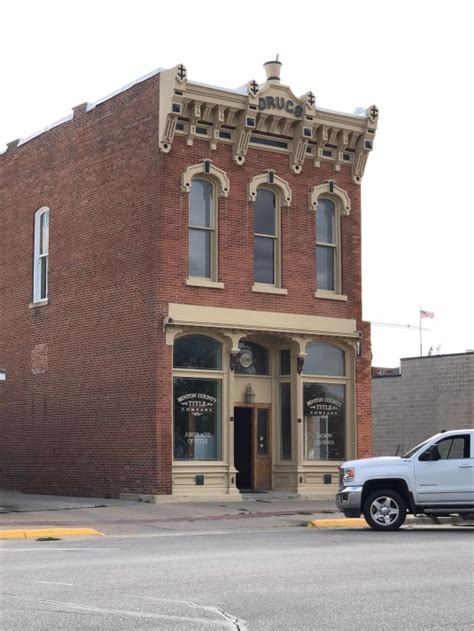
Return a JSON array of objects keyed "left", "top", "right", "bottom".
[{"left": 420, "top": 309, "right": 435, "bottom": 319}]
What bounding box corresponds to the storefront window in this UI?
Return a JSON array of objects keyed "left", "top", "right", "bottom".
[
  {"left": 174, "top": 377, "right": 221, "bottom": 460},
  {"left": 303, "top": 383, "right": 345, "bottom": 461},
  {"left": 174, "top": 335, "right": 222, "bottom": 370}
]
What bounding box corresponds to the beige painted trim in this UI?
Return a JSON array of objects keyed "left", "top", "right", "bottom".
[
  {"left": 252, "top": 283, "right": 288, "bottom": 295},
  {"left": 248, "top": 171, "right": 292, "bottom": 206},
  {"left": 182, "top": 161, "right": 230, "bottom": 197},
  {"left": 314, "top": 291, "right": 348, "bottom": 302},
  {"left": 309, "top": 182, "right": 351, "bottom": 214},
  {"left": 157, "top": 64, "right": 377, "bottom": 182},
  {"left": 166, "top": 303, "right": 357, "bottom": 337},
  {"left": 186, "top": 277, "right": 225, "bottom": 289}
]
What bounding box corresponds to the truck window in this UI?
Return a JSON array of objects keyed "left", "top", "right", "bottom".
[{"left": 436, "top": 436, "right": 470, "bottom": 459}]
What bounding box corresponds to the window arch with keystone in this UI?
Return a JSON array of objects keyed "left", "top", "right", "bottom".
[
  {"left": 181, "top": 161, "right": 229, "bottom": 286},
  {"left": 309, "top": 182, "right": 350, "bottom": 300}
]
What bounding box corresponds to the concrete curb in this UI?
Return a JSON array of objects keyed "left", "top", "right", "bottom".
[
  {"left": 307, "top": 518, "right": 367, "bottom": 529},
  {"left": 307, "top": 515, "right": 474, "bottom": 529},
  {"left": 0, "top": 528, "right": 103, "bottom": 540}
]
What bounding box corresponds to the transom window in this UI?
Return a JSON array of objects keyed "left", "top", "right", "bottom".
[
  {"left": 189, "top": 179, "right": 216, "bottom": 279},
  {"left": 316, "top": 198, "right": 340, "bottom": 292},
  {"left": 33, "top": 206, "right": 49, "bottom": 303},
  {"left": 173, "top": 335, "right": 222, "bottom": 370},
  {"left": 303, "top": 342, "right": 345, "bottom": 376},
  {"left": 254, "top": 188, "right": 279, "bottom": 285}
]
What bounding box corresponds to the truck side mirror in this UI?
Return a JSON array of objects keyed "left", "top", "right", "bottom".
[{"left": 419, "top": 444, "right": 441, "bottom": 461}]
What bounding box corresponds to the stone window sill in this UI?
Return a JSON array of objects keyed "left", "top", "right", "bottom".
[
  {"left": 314, "top": 291, "right": 348, "bottom": 302},
  {"left": 252, "top": 283, "right": 288, "bottom": 295},
  {"left": 29, "top": 299, "right": 49, "bottom": 309},
  {"left": 186, "top": 277, "right": 225, "bottom": 289}
]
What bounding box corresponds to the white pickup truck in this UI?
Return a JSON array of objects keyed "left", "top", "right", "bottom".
[{"left": 336, "top": 429, "right": 474, "bottom": 530}]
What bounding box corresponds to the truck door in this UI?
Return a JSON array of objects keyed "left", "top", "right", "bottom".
[{"left": 414, "top": 433, "right": 473, "bottom": 505}]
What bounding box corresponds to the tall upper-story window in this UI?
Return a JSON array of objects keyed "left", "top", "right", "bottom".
[
  {"left": 188, "top": 178, "right": 216, "bottom": 279},
  {"left": 316, "top": 198, "right": 340, "bottom": 293},
  {"left": 254, "top": 187, "right": 279, "bottom": 285},
  {"left": 33, "top": 207, "right": 49, "bottom": 303}
]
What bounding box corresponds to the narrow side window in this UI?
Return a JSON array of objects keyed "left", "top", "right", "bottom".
[
  {"left": 188, "top": 179, "right": 215, "bottom": 279},
  {"left": 316, "top": 198, "right": 338, "bottom": 292},
  {"left": 33, "top": 207, "right": 49, "bottom": 302},
  {"left": 254, "top": 187, "right": 279, "bottom": 285}
]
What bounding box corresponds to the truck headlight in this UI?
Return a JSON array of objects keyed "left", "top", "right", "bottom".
[{"left": 342, "top": 467, "right": 356, "bottom": 482}]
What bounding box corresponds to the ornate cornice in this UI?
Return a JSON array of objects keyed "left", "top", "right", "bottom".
[{"left": 158, "top": 63, "right": 378, "bottom": 183}]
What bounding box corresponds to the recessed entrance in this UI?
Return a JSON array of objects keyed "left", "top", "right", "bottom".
[{"left": 234, "top": 405, "right": 272, "bottom": 491}]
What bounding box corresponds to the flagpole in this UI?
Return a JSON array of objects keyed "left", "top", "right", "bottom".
[{"left": 419, "top": 305, "right": 422, "bottom": 356}]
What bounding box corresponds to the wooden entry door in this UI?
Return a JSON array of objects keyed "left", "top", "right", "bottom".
[
  {"left": 254, "top": 407, "right": 272, "bottom": 491},
  {"left": 234, "top": 405, "right": 272, "bottom": 491}
]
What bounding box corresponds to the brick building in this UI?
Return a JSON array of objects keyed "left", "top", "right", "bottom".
[
  {"left": 0, "top": 60, "right": 377, "bottom": 498},
  {"left": 373, "top": 353, "right": 474, "bottom": 457}
]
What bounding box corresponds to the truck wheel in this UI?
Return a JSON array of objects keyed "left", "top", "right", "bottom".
[{"left": 363, "top": 489, "right": 407, "bottom": 531}]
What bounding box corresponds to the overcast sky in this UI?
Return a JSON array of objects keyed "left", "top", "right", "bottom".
[{"left": 2, "top": 0, "right": 473, "bottom": 366}]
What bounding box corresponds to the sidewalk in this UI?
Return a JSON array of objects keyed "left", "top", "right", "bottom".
[
  {"left": 2, "top": 490, "right": 470, "bottom": 538},
  {"left": 0, "top": 489, "right": 338, "bottom": 537}
]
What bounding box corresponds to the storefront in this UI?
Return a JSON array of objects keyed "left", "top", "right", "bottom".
[{"left": 166, "top": 303, "right": 358, "bottom": 496}]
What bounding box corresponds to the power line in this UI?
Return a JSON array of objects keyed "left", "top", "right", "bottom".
[{"left": 371, "top": 321, "right": 431, "bottom": 331}]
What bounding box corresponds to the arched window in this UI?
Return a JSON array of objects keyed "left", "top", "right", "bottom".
[
  {"left": 302, "top": 342, "right": 347, "bottom": 462},
  {"left": 235, "top": 341, "right": 269, "bottom": 375},
  {"left": 173, "top": 335, "right": 222, "bottom": 370},
  {"left": 33, "top": 206, "right": 49, "bottom": 303},
  {"left": 173, "top": 334, "right": 223, "bottom": 461},
  {"left": 188, "top": 178, "right": 216, "bottom": 280},
  {"left": 316, "top": 198, "right": 340, "bottom": 292},
  {"left": 303, "top": 342, "right": 345, "bottom": 376},
  {"left": 254, "top": 187, "right": 279, "bottom": 285}
]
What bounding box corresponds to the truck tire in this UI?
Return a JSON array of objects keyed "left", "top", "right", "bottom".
[{"left": 363, "top": 489, "right": 407, "bottom": 531}]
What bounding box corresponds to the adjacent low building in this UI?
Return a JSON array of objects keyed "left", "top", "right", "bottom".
[
  {"left": 372, "top": 352, "right": 474, "bottom": 456},
  {"left": 0, "top": 59, "right": 377, "bottom": 499}
]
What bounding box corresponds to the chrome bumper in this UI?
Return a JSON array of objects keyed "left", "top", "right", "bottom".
[{"left": 336, "top": 485, "right": 363, "bottom": 516}]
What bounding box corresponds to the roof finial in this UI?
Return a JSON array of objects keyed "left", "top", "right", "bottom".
[{"left": 264, "top": 57, "right": 282, "bottom": 82}]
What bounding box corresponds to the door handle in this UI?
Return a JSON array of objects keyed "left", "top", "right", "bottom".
[{"left": 458, "top": 464, "right": 473, "bottom": 468}]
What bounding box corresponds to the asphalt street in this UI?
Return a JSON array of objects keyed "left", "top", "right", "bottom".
[{"left": 1, "top": 527, "right": 473, "bottom": 630}]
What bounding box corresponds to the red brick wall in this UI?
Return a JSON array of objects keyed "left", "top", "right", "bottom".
[
  {"left": 0, "top": 71, "right": 372, "bottom": 498},
  {"left": 0, "top": 75, "right": 163, "bottom": 497}
]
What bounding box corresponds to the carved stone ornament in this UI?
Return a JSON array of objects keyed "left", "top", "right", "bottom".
[{"left": 181, "top": 160, "right": 230, "bottom": 197}]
